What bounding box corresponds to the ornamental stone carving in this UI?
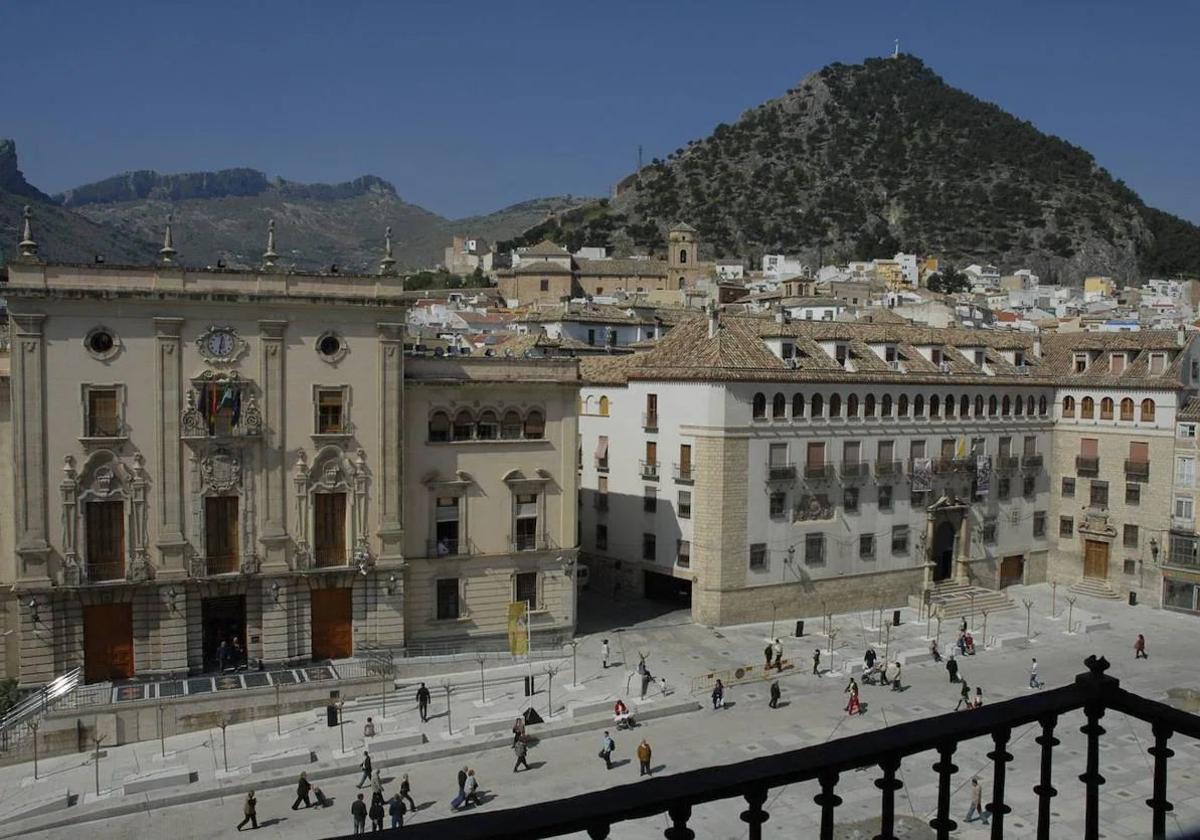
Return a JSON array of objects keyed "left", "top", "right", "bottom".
[{"left": 200, "top": 451, "right": 242, "bottom": 494}]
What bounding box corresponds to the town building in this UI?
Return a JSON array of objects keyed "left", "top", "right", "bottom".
[
  {"left": 443, "top": 235, "right": 494, "bottom": 276},
  {"left": 1166, "top": 398, "right": 1200, "bottom": 615}
]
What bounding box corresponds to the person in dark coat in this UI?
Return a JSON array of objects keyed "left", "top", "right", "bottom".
[
  {"left": 513, "top": 737, "right": 530, "bottom": 772},
  {"left": 350, "top": 793, "right": 367, "bottom": 835},
  {"left": 388, "top": 794, "right": 405, "bottom": 829},
  {"left": 457, "top": 766, "right": 468, "bottom": 796},
  {"left": 368, "top": 794, "right": 385, "bottom": 831},
  {"left": 947, "top": 655, "right": 959, "bottom": 683},
  {"left": 416, "top": 682, "right": 431, "bottom": 722},
  {"left": 769, "top": 680, "right": 781, "bottom": 709},
  {"left": 399, "top": 772, "right": 415, "bottom": 811},
  {"left": 764, "top": 642, "right": 774, "bottom": 668},
  {"left": 291, "top": 771, "right": 312, "bottom": 809},
  {"left": 237, "top": 790, "right": 258, "bottom": 831}
]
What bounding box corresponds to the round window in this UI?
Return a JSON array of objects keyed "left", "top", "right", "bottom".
[
  {"left": 86, "top": 329, "right": 116, "bottom": 356},
  {"left": 318, "top": 335, "right": 342, "bottom": 357}
]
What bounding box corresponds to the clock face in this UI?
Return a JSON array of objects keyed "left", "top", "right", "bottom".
[{"left": 206, "top": 330, "right": 236, "bottom": 357}]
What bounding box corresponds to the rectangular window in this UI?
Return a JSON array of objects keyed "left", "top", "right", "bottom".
[
  {"left": 1033, "top": 511, "right": 1046, "bottom": 538},
  {"left": 514, "top": 493, "right": 539, "bottom": 550},
  {"left": 316, "top": 388, "right": 345, "bottom": 434},
  {"left": 677, "top": 539, "right": 691, "bottom": 568},
  {"left": 86, "top": 500, "right": 125, "bottom": 580},
  {"left": 436, "top": 579, "right": 460, "bottom": 620},
  {"left": 587, "top": 329, "right": 596, "bottom": 346},
  {"left": 878, "top": 485, "right": 893, "bottom": 511},
  {"left": 843, "top": 487, "right": 859, "bottom": 514},
  {"left": 1074, "top": 353, "right": 1088, "bottom": 373},
  {"left": 596, "top": 524, "right": 608, "bottom": 551},
  {"left": 749, "top": 543, "right": 767, "bottom": 570},
  {"left": 971, "top": 437, "right": 986, "bottom": 456},
  {"left": 1126, "top": 482, "right": 1141, "bottom": 505},
  {"left": 1150, "top": 353, "right": 1167, "bottom": 374},
  {"left": 1177, "top": 457, "right": 1196, "bottom": 486},
  {"left": 678, "top": 444, "right": 692, "bottom": 480},
  {"left": 769, "top": 491, "right": 787, "bottom": 519},
  {"left": 1080, "top": 438, "right": 1099, "bottom": 458},
  {"left": 1062, "top": 477, "right": 1075, "bottom": 497},
  {"left": 998, "top": 476, "right": 1011, "bottom": 500},
  {"left": 910, "top": 439, "right": 926, "bottom": 459},
  {"left": 806, "top": 441, "right": 826, "bottom": 474},
  {"left": 1023, "top": 475, "right": 1036, "bottom": 499},
  {"left": 595, "top": 435, "right": 609, "bottom": 471},
  {"left": 998, "top": 436, "right": 1012, "bottom": 458},
  {"left": 1090, "top": 481, "right": 1109, "bottom": 509},
  {"left": 597, "top": 476, "right": 609, "bottom": 511},
  {"left": 645, "top": 393, "right": 658, "bottom": 428},
  {"left": 805, "top": 533, "right": 825, "bottom": 566},
  {"left": 859, "top": 534, "right": 876, "bottom": 560},
  {"left": 891, "top": 525, "right": 909, "bottom": 554},
  {"left": 204, "top": 495, "right": 239, "bottom": 575},
  {"left": 1060, "top": 516, "right": 1074, "bottom": 538},
  {"left": 1023, "top": 436, "right": 1037, "bottom": 457},
  {"left": 515, "top": 572, "right": 538, "bottom": 609},
  {"left": 539, "top": 278, "right": 549, "bottom": 292},
  {"left": 843, "top": 440, "right": 861, "bottom": 467},
  {"left": 678, "top": 490, "right": 692, "bottom": 519},
  {"left": 769, "top": 442, "right": 789, "bottom": 466},
  {"left": 644, "top": 486, "right": 657, "bottom": 513},
  {"left": 1176, "top": 497, "right": 1195, "bottom": 521},
  {"left": 941, "top": 438, "right": 955, "bottom": 460},
  {"left": 1178, "top": 423, "right": 1197, "bottom": 439},
  {"left": 878, "top": 440, "right": 894, "bottom": 464},
  {"left": 315, "top": 492, "right": 348, "bottom": 566},
  {"left": 86, "top": 388, "right": 120, "bottom": 437},
  {"left": 1110, "top": 353, "right": 1127, "bottom": 374},
  {"left": 982, "top": 518, "right": 997, "bottom": 544},
  {"left": 1124, "top": 524, "right": 1139, "bottom": 549},
  {"left": 642, "top": 532, "right": 657, "bottom": 561}
]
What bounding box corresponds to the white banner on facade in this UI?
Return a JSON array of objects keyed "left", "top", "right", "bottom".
[
  {"left": 911, "top": 457, "right": 933, "bottom": 493},
  {"left": 976, "top": 455, "right": 992, "bottom": 495}
]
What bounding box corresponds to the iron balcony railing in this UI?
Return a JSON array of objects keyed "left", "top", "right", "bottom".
[
  {"left": 508, "top": 533, "right": 556, "bottom": 553},
  {"left": 1023, "top": 453, "right": 1044, "bottom": 469},
  {"left": 1124, "top": 459, "right": 1151, "bottom": 481},
  {"left": 1076, "top": 455, "right": 1100, "bottom": 476},
  {"left": 995, "top": 455, "right": 1020, "bottom": 472},
  {"left": 839, "top": 461, "right": 869, "bottom": 480},
  {"left": 874, "top": 460, "right": 903, "bottom": 478},
  {"left": 767, "top": 462, "right": 797, "bottom": 481},
  {"left": 426, "top": 538, "right": 474, "bottom": 558},
  {"left": 803, "top": 463, "right": 834, "bottom": 480},
  {"left": 673, "top": 463, "right": 693, "bottom": 483},
  {"left": 85, "top": 561, "right": 126, "bottom": 583},
  {"left": 640, "top": 460, "right": 660, "bottom": 480},
  {"left": 595, "top": 459, "right": 609, "bottom": 473},
  {"left": 642, "top": 411, "right": 658, "bottom": 431},
  {"left": 392, "top": 657, "right": 1200, "bottom": 840}
]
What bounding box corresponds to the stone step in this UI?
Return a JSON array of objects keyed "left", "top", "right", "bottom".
[{"left": 1069, "top": 578, "right": 1121, "bottom": 600}]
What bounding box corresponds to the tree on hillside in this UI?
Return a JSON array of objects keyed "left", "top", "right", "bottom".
[{"left": 926, "top": 266, "right": 968, "bottom": 294}]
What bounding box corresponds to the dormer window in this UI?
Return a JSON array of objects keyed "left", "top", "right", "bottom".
[
  {"left": 782, "top": 342, "right": 795, "bottom": 360},
  {"left": 1073, "top": 353, "right": 1088, "bottom": 373},
  {"left": 1110, "top": 353, "right": 1127, "bottom": 374},
  {"left": 1149, "top": 353, "right": 1167, "bottom": 375},
  {"left": 974, "top": 350, "right": 986, "bottom": 366},
  {"left": 1013, "top": 350, "right": 1025, "bottom": 368},
  {"left": 835, "top": 344, "right": 848, "bottom": 368},
  {"left": 931, "top": 347, "right": 943, "bottom": 366},
  {"left": 885, "top": 346, "right": 897, "bottom": 363}
]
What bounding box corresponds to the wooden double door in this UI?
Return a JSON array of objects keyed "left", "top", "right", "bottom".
[
  {"left": 311, "top": 588, "right": 353, "bottom": 661},
  {"left": 1084, "top": 540, "right": 1110, "bottom": 579},
  {"left": 83, "top": 603, "right": 134, "bottom": 683}
]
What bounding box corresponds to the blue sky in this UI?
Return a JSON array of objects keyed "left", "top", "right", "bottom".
[{"left": 4, "top": 1, "right": 1198, "bottom": 222}]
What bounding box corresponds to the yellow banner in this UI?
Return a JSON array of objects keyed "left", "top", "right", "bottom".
[{"left": 508, "top": 601, "right": 529, "bottom": 655}]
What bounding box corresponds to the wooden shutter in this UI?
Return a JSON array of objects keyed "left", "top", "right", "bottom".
[
  {"left": 314, "top": 493, "right": 347, "bottom": 567},
  {"left": 86, "top": 501, "right": 125, "bottom": 580},
  {"left": 1080, "top": 438, "right": 1099, "bottom": 458}
]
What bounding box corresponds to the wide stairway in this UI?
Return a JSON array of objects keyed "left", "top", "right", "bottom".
[
  {"left": 924, "top": 580, "right": 1016, "bottom": 620},
  {"left": 1068, "top": 577, "right": 1122, "bottom": 600}
]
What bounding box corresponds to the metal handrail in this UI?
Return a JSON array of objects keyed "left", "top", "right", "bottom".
[{"left": 0, "top": 667, "right": 82, "bottom": 751}]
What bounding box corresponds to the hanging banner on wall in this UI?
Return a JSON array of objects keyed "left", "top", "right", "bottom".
[
  {"left": 508, "top": 601, "right": 529, "bottom": 655},
  {"left": 976, "top": 455, "right": 992, "bottom": 495},
  {"left": 911, "top": 457, "right": 933, "bottom": 493}
]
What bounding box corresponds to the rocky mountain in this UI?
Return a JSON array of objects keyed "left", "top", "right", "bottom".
[{"left": 502, "top": 55, "right": 1200, "bottom": 283}]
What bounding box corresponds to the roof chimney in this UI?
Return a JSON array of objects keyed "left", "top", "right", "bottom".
[{"left": 707, "top": 303, "right": 720, "bottom": 339}]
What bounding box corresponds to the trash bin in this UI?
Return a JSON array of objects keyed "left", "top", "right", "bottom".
[
  {"left": 524, "top": 676, "right": 534, "bottom": 697},
  {"left": 893, "top": 609, "right": 901, "bottom": 627},
  {"left": 326, "top": 704, "right": 338, "bottom": 727},
  {"left": 795, "top": 620, "right": 805, "bottom": 637},
  {"left": 1129, "top": 591, "right": 1138, "bottom": 606}
]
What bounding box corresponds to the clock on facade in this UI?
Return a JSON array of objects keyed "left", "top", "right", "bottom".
[{"left": 196, "top": 326, "right": 247, "bottom": 365}]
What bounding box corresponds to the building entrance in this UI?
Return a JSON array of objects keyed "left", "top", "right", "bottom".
[
  {"left": 202, "top": 595, "right": 247, "bottom": 672},
  {"left": 83, "top": 603, "right": 134, "bottom": 683},
  {"left": 643, "top": 570, "right": 692, "bottom": 606},
  {"left": 311, "top": 587, "right": 353, "bottom": 660},
  {"left": 932, "top": 520, "right": 958, "bottom": 582}
]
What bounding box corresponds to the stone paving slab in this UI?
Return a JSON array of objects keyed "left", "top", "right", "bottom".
[
  {"left": 248, "top": 747, "right": 316, "bottom": 773},
  {"left": 121, "top": 766, "right": 196, "bottom": 795}
]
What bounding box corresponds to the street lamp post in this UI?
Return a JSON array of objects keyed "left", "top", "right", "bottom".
[
  {"left": 158, "top": 702, "right": 166, "bottom": 757},
  {"left": 546, "top": 665, "right": 559, "bottom": 718},
  {"left": 476, "top": 656, "right": 487, "bottom": 703},
  {"left": 570, "top": 640, "right": 578, "bottom": 687},
  {"left": 1066, "top": 596, "right": 1077, "bottom": 633},
  {"left": 29, "top": 720, "right": 39, "bottom": 780},
  {"left": 219, "top": 717, "right": 230, "bottom": 773},
  {"left": 92, "top": 735, "right": 106, "bottom": 797},
  {"left": 1023, "top": 599, "right": 1034, "bottom": 638}
]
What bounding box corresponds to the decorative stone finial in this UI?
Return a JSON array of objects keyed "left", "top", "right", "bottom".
[
  {"left": 159, "top": 213, "right": 177, "bottom": 264},
  {"left": 18, "top": 205, "right": 37, "bottom": 258},
  {"left": 262, "top": 219, "right": 278, "bottom": 269},
  {"left": 379, "top": 225, "right": 396, "bottom": 275}
]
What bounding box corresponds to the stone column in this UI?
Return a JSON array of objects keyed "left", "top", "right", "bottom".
[
  {"left": 154, "top": 317, "right": 188, "bottom": 577},
  {"left": 258, "top": 320, "right": 289, "bottom": 570},
  {"left": 922, "top": 514, "right": 936, "bottom": 590},
  {"left": 956, "top": 511, "right": 972, "bottom": 584},
  {"left": 10, "top": 313, "right": 51, "bottom": 585},
  {"left": 376, "top": 323, "right": 405, "bottom": 565}
]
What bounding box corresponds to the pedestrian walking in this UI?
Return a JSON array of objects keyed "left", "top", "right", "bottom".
[
  {"left": 972, "top": 687, "right": 984, "bottom": 709},
  {"left": 388, "top": 794, "right": 405, "bottom": 829},
  {"left": 946, "top": 654, "right": 959, "bottom": 683},
  {"left": 845, "top": 677, "right": 861, "bottom": 715},
  {"left": 464, "top": 769, "right": 480, "bottom": 807},
  {"left": 772, "top": 638, "right": 784, "bottom": 671},
  {"left": 890, "top": 662, "right": 902, "bottom": 691},
  {"left": 236, "top": 790, "right": 258, "bottom": 831},
  {"left": 769, "top": 680, "right": 781, "bottom": 709},
  {"left": 864, "top": 647, "right": 877, "bottom": 670},
  {"left": 513, "top": 737, "right": 530, "bottom": 772},
  {"left": 1029, "top": 658, "right": 1043, "bottom": 689},
  {"left": 812, "top": 648, "right": 822, "bottom": 676},
  {"left": 930, "top": 639, "right": 942, "bottom": 662},
  {"left": 363, "top": 716, "right": 376, "bottom": 738},
  {"left": 956, "top": 680, "right": 972, "bottom": 711},
  {"left": 512, "top": 715, "right": 526, "bottom": 747},
  {"left": 416, "top": 682, "right": 431, "bottom": 722},
  {"left": 457, "top": 766, "right": 468, "bottom": 796},
  {"left": 764, "top": 642, "right": 774, "bottom": 668},
  {"left": 357, "top": 751, "right": 372, "bottom": 788},
  {"left": 711, "top": 678, "right": 725, "bottom": 709},
  {"left": 599, "top": 730, "right": 616, "bottom": 769},
  {"left": 292, "top": 771, "right": 312, "bottom": 810},
  {"left": 351, "top": 793, "right": 367, "bottom": 834},
  {"left": 959, "top": 617, "right": 968, "bottom": 635},
  {"left": 399, "top": 772, "right": 415, "bottom": 812},
  {"left": 965, "top": 777, "right": 990, "bottom": 824},
  {"left": 371, "top": 768, "right": 384, "bottom": 797},
  {"left": 369, "top": 794, "right": 385, "bottom": 831},
  {"left": 602, "top": 639, "right": 610, "bottom": 669},
  {"left": 1135, "top": 633, "right": 1148, "bottom": 659},
  {"left": 637, "top": 738, "right": 653, "bottom": 776}
]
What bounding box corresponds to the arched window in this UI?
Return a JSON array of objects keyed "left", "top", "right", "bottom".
[
  {"left": 1141, "top": 399, "right": 1156, "bottom": 422},
  {"left": 944, "top": 394, "right": 954, "bottom": 417},
  {"left": 1002, "top": 396, "right": 1011, "bottom": 416},
  {"left": 752, "top": 393, "right": 767, "bottom": 419},
  {"left": 792, "top": 393, "right": 804, "bottom": 418},
  {"left": 865, "top": 394, "right": 876, "bottom": 417},
  {"left": 679, "top": 249, "right": 688, "bottom": 265},
  {"left": 678, "top": 278, "right": 686, "bottom": 290},
  {"left": 929, "top": 395, "right": 940, "bottom": 418},
  {"left": 428, "top": 411, "right": 450, "bottom": 442},
  {"left": 881, "top": 395, "right": 893, "bottom": 417},
  {"left": 1015, "top": 396, "right": 1025, "bottom": 416},
  {"left": 1062, "top": 396, "right": 1075, "bottom": 418},
  {"left": 477, "top": 410, "right": 499, "bottom": 440},
  {"left": 960, "top": 395, "right": 970, "bottom": 417},
  {"left": 1038, "top": 396, "right": 1047, "bottom": 416},
  {"left": 988, "top": 396, "right": 998, "bottom": 416},
  {"left": 1027, "top": 396, "right": 1036, "bottom": 416},
  {"left": 772, "top": 393, "right": 787, "bottom": 419},
  {"left": 1081, "top": 397, "right": 1094, "bottom": 419},
  {"left": 975, "top": 395, "right": 984, "bottom": 417},
  {"left": 599, "top": 396, "right": 610, "bottom": 417},
  {"left": 1119, "top": 398, "right": 1134, "bottom": 421},
  {"left": 811, "top": 393, "right": 824, "bottom": 418},
  {"left": 898, "top": 394, "right": 909, "bottom": 417},
  {"left": 524, "top": 409, "right": 545, "bottom": 439},
  {"left": 829, "top": 394, "right": 842, "bottom": 417},
  {"left": 846, "top": 394, "right": 859, "bottom": 417},
  {"left": 501, "top": 410, "right": 523, "bottom": 439},
  {"left": 914, "top": 395, "right": 925, "bottom": 417},
  {"left": 453, "top": 409, "right": 475, "bottom": 440},
  {"left": 1100, "top": 397, "right": 1114, "bottom": 420}
]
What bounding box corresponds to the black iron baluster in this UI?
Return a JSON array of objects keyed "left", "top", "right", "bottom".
[
  {"left": 586, "top": 822, "right": 610, "bottom": 839},
  {"left": 1033, "top": 714, "right": 1059, "bottom": 840},
  {"left": 739, "top": 787, "right": 769, "bottom": 840},
  {"left": 814, "top": 769, "right": 842, "bottom": 840},
  {"left": 873, "top": 755, "right": 903, "bottom": 840},
  {"left": 987, "top": 725, "right": 1013, "bottom": 840},
  {"left": 1078, "top": 699, "right": 1107, "bottom": 840},
  {"left": 663, "top": 803, "right": 694, "bottom": 840},
  {"left": 929, "top": 741, "right": 958, "bottom": 839},
  {"left": 1146, "top": 722, "right": 1175, "bottom": 840}
]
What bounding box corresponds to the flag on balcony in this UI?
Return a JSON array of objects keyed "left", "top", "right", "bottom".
[{"left": 508, "top": 601, "right": 529, "bottom": 655}]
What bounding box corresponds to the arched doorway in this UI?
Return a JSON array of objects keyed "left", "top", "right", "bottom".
[{"left": 932, "top": 520, "right": 957, "bottom": 582}]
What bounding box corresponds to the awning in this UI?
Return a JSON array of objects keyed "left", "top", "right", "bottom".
[{"left": 595, "top": 436, "right": 609, "bottom": 459}]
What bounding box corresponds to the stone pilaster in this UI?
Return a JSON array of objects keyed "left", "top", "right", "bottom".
[
  {"left": 956, "top": 512, "right": 973, "bottom": 584},
  {"left": 376, "top": 323, "right": 405, "bottom": 565},
  {"left": 258, "top": 320, "right": 289, "bottom": 570},
  {"left": 154, "top": 317, "right": 188, "bottom": 577},
  {"left": 158, "top": 584, "right": 189, "bottom": 673},
  {"left": 10, "top": 313, "right": 51, "bottom": 585},
  {"left": 692, "top": 431, "right": 749, "bottom": 626}
]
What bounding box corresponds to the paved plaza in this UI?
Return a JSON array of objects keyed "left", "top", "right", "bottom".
[{"left": 3, "top": 582, "right": 1199, "bottom": 839}]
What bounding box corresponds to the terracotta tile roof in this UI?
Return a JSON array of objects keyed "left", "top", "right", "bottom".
[
  {"left": 575, "top": 258, "right": 668, "bottom": 278},
  {"left": 521, "top": 240, "right": 570, "bottom": 256},
  {"left": 518, "top": 303, "right": 654, "bottom": 325},
  {"left": 514, "top": 261, "right": 573, "bottom": 275},
  {"left": 669, "top": 222, "right": 698, "bottom": 233},
  {"left": 580, "top": 353, "right": 642, "bottom": 385},
  {"left": 1039, "top": 331, "right": 1191, "bottom": 386},
  {"left": 1180, "top": 398, "right": 1200, "bottom": 422}
]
